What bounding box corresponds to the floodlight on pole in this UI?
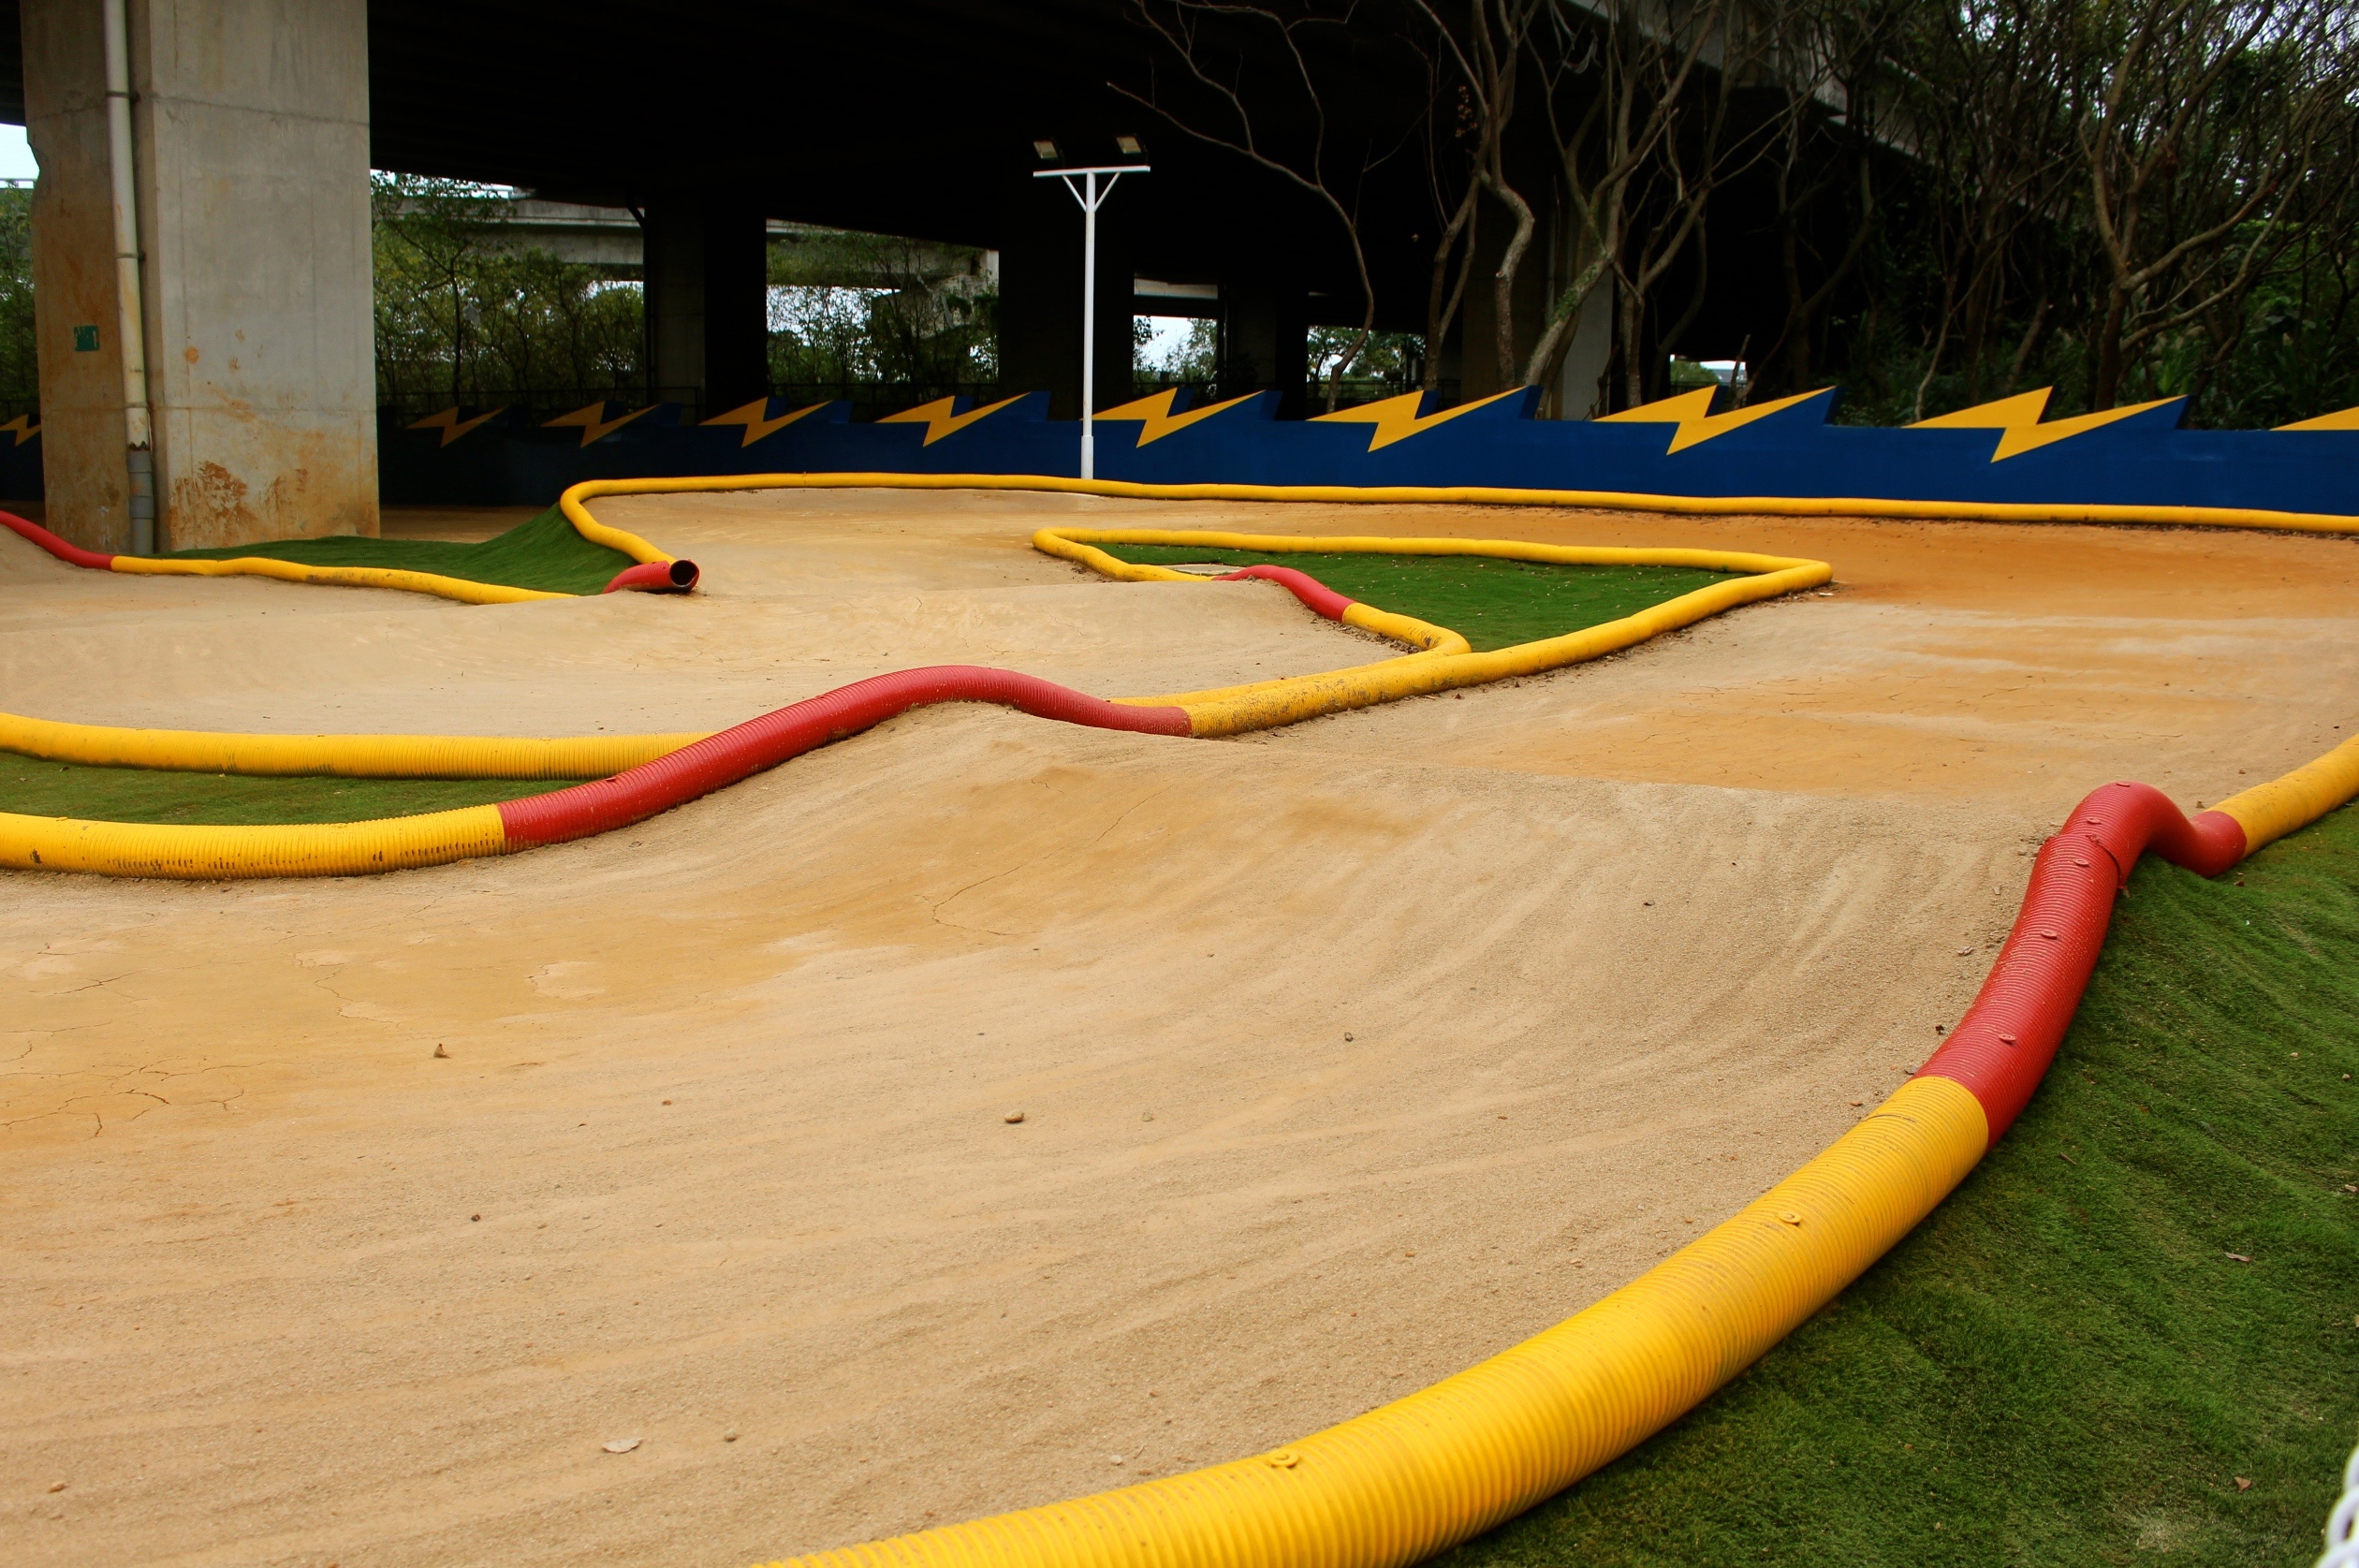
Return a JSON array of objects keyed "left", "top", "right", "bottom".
[{"left": 1034, "top": 162, "right": 1148, "bottom": 481}]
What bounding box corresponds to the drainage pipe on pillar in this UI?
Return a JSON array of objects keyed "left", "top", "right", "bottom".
[{"left": 102, "top": 0, "right": 154, "bottom": 555}]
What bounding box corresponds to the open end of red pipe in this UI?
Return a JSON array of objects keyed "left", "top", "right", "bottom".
[{"left": 602, "top": 559, "right": 700, "bottom": 594}]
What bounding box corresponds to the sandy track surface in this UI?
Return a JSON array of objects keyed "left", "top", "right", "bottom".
[{"left": 5, "top": 489, "right": 2353, "bottom": 1566}]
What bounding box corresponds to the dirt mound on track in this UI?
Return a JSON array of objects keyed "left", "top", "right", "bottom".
[{"left": 5, "top": 487, "right": 2354, "bottom": 1567}]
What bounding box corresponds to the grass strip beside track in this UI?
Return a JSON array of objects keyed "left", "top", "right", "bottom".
[
  {"left": 0, "top": 758, "right": 582, "bottom": 825},
  {"left": 1098, "top": 544, "right": 1733, "bottom": 653},
  {"left": 162, "top": 506, "right": 636, "bottom": 595},
  {"left": 1442, "top": 806, "right": 2359, "bottom": 1568}
]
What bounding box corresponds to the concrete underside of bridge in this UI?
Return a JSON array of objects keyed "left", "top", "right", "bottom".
[{"left": 0, "top": 1, "right": 1808, "bottom": 549}]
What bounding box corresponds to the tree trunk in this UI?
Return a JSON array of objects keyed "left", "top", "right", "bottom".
[
  {"left": 1521, "top": 255, "right": 1607, "bottom": 390},
  {"left": 1424, "top": 185, "right": 1479, "bottom": 392},
  {"left": 2008, "top": 294, "right": 2049, "bottom": 386},
  {"left": 1621, "top": 284, "right": 1647, "bottom": 408},
  {"left": 1778, "top": 212, "right": 1810, "bottom": 389},
  {"left": 1485, "top": 175, "right": 1537, "bottom": 387},
  {"left": 2091, "top": 285, "right": 2128, "bottom": 410}
]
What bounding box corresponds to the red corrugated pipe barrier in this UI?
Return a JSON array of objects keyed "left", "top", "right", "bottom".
[
  {"left": 498, "top": 666, "right": 1192, "bottom": 846},
  {"left": 1, "top": 507, "right": 115, "bottom": 570},
  {"left": 1215, "top": 563, "right": 1356, "bottom": 620},
  {"left": 1918, "top": 781, "right": 2248, "bottom": 1144}
]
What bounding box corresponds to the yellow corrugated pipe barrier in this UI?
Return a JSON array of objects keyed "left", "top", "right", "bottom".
[
  {"left": 558, "top": 477, "right": 692, "bottom": 564},
  {"left": 106, "top": 552, "right": 571, "bottom": 604},
  {"left": 0, "top": 512, "right": 1824, "bottom": 878},
  {"left": 7, "top": 475, "right": 2356, "bottom": 1566},
  {"left": 637, "top": 467, "right": 2359, "bottom": 535},
  {"left": 766, "top": 1077, "right": 1987, "bottom": 1568},
  {"left": 98, "top": 487, "right": 680, "bottom": 605},
  {"left": 1032, "top": 526, "right": 1830, "bottom": 734},
  {"left": 7, "top": 805, "right": 512, "bottom": 879},
  {"left": 3, "top": 483, "right": 680, "bottom": 606},
  {"left": 2210, "top": 732, "right": 2359, "bottom": 852},
  {"left": 0, "top": 710, "right": 707, "bottom": 778}
]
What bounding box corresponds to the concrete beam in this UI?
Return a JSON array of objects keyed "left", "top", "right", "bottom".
[{"left": 25, "top": 0, "right": 378, "bottom": 551}]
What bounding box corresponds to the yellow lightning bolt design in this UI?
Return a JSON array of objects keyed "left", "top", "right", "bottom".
[
  {"left": 1311, "top": 387, "right": 1528, "bottom": 450},
  {"left": 407, "top": 405, "right": 506, "bottom": 448},
  {"left": 1310, "top": 388, "right": 1525, "bottom": 452},
  {"left": 1092, "top": 388, "right": 1265, "bottom": 447},
  {"left": 2275, "top": 403, "right": 2359, "bottom": 432},
  {"left": 702, "top": 399, "right": 828, "bottom": 448},
  {"left": 1910, "top": 388, "right": 2182, "bottom": 461},
  {"left": 543, "top": 402, "right": 661, "bottom": 448},
  {"left": 1596, "top": 387, "right": 1833, "bottom": 454},
  {"left": 878, "top": 394, "right": 1028, "bottom": 447},
  {"left": 0, "top": 414, "right": 40, "bottom": 447}
]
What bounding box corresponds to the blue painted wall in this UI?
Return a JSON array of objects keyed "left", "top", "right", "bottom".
[{"left": 380, "top": 387, "right": 2359, "bottom": 523}]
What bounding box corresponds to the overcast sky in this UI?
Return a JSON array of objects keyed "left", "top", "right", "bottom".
[{"left": 0, "top": 125, "right": 35, "bottom": 181}]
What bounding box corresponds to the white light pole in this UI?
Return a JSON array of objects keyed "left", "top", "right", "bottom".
[{"left": 1034, "top": 163, "right": 1147, "bottom": 481}]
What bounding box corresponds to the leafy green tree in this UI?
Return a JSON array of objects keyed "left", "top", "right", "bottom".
[
  {"left": 766, "top": 227, "right": 996, "bottom": 391},
  {"left": 0, "top": 186, "right": 38, "bottom": 418},
  {"left": 371, "top": 172, "right": 644, "bottom": 411},
  {"left": 1136, "top": 317, "right": 1220, "bottom": 387},
  {"left": 1310, "top": 326, "right": 1424, "bottom": 398}
]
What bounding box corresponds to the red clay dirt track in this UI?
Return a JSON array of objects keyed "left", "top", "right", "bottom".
[{"left": 4, "top": 487, "right": 2357, "bottom": 1567}]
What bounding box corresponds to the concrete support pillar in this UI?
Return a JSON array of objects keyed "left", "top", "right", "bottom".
[
  {"left": 642, "top": 203, "right": 703, "bottom": 411},
  {"left": 1553, "top": 275, "right": 1614, "bottom": 420},
  {"left": 643, "top": 198, "right": 769, "bottom": 418},
  {"left": 24, "top": 0, "right": 376, "bottom": 551},
  {"left": 1216, "top": 270, "right": 1306, "bottom": 419},
  {"left": 999, "top": 172, "right": 1133, "bottom": 418}
]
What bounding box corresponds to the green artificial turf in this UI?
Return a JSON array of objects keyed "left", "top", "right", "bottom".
[
  {"left": 1096, "top": 544, "right": 1735, "bottom": 652},
  {"left": 162, "top": 505, "right": 635, "bottom": 595},
  {"left": 1437, "top": 807, "right": 2359, "bottom": 1566},
  {"left": 0, "top": 758, "right": 582, "bottom": 825}
]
